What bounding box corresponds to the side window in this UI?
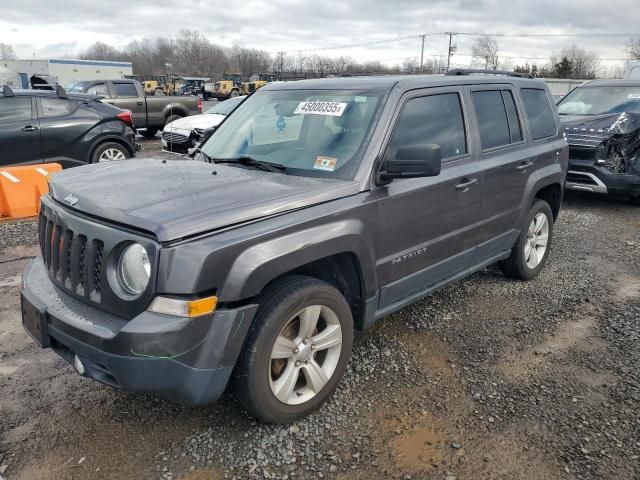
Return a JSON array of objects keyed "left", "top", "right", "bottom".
[
  {"left": 41, "top": 98, "right": 71, "bottom": 118},
  {"left": 0, "top": 97, "right": 32, "bottom": 123},
  {"left": 112, "top": 82, "right": 138, "bottom": 98},
  {"left": 387, "top": 93, "right": 467, "bottom": 160},
  {"left": 521, "top": 88, "right": 557, "bottom": 140},
  {"left": 501, "top": 91, "right": 523, "bottom": 143},
  {"left": 88, "top": 83, "right": 110, "bottom": 97},
  {"left": 471, "top": 90, "right": 511, "bottom": 149}
]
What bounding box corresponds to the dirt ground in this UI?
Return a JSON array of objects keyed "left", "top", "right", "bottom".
[{"left": 0, "top": 185, "right": 639, "bottom": 480}]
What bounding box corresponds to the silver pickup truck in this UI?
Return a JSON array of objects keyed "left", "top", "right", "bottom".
[{"left": 67, "top": 79, "right": 201, "bottom": 137}]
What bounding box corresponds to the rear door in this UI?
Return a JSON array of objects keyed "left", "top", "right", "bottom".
[
  {"left": 37, "top": 97, "right": 101, "bottom": 162},
  {"left": 106, "top": 81, "right": 146, "bottom": 128},
  {"left": 374, "top": 87, "right": 484, "bottom": 312},
  {"left": 0, "top": 96, "right": 42, "bottom": 166},
  {"left": 467, "top": 85, "right": 534, "bottom": 261}
]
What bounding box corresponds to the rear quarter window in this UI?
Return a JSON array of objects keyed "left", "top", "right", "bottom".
[
  {"left": 112, "top": 82, "right": 139, "bottom": 98},
  {"left": 521, "top": 88, "right": 557, "bottom": 140},
  {"left": 41, "top": 98, "right": 72, "bottom": 118}
]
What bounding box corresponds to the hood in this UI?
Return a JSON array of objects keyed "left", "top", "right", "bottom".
[
  {"left": 165, "top": 113, "right": 226, "bottom": 132},
  {"left": 560, "top": 112, "right": 640, "bottom": 136},
  {"left": 48, "top": 159, "right": 360, "bottom": 242}
]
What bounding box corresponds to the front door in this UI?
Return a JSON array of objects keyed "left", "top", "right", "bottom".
[
  {"left": 374, "top": 88, "right": 483, "bottom": 312},
  {"left": 0, "top": 96, "right": 42, "bottom": 166}
]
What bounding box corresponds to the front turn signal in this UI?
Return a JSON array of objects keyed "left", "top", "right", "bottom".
[{"left": 148, "top": 295, "right": 217, "bottom": 318}]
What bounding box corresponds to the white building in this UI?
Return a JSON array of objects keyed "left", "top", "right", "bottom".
[{"left": 0, "top": 58, "right": 133, "bottom": 88}]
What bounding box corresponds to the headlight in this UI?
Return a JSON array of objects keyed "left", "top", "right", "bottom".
[{"left": 118, "top": 243, "right": 150, "bottom": 295}]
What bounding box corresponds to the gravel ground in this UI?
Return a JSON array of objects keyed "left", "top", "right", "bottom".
[{"left": 0, "top": 182, "right": 638, "bottom": 480}]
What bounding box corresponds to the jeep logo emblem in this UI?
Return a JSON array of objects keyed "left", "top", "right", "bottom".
[{"left": 64, "top": 194, "right": 78, "bottom": 206}]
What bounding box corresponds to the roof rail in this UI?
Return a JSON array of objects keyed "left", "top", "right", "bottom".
[
  {"left": 55, "top": 84, "right": 68, "bottom": 99},
  {"left": 1, "top": 85, "right": 15, "bottom": 97},
  {"left": 446, "top": 68, "right": 534, "bottom": 79}
]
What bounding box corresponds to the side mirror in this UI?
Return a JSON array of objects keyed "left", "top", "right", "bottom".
[{"left": 379, "top": 144, "right": 442, "bottom": 182}]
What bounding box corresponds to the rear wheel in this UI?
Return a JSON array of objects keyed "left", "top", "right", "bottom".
[
  {"left": 141, "top": 128, "right": 158, "bottom": 138},
  {"left": 501, "top": 199, "right": 554, "bottom": 280},
  {"left": 234, "top": 276, "right": 354, "bottom": 423},
  {"left": 163, "top": 115, "right": 182, "bottom": 129},
  {"left": 91, "top": 142, "right": 130, "bottom": 163}
]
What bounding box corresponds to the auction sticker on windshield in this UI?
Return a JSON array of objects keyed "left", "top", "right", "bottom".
[
  {"left": 295, "top": 101, "right": 347, "bottom": 116},
  {"left": 314, "top": 156, "right": 338, "bottom": 171}
]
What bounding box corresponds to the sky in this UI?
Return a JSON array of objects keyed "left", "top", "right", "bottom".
[{"left": 1, "top": 0, "right": 638, "bottom": 73}]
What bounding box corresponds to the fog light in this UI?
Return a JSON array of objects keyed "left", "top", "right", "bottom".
[{"left": 73, "top": 354, "right": 86, "bottom": 375}]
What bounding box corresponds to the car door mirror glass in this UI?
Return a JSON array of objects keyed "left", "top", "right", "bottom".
[{"left": 381, "top": 144, "right": 442, "bottom": 181}]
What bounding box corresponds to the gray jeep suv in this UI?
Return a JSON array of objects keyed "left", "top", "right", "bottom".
[{"left": 21, "top": 73, "right": 568, "bottom": 423}]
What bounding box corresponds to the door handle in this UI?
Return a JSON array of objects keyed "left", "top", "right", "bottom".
[
  {"left": 516, "top": 161, "right": 534, "bottom": 171},
  {"left": 455, "top": 178, "right": 479, "bottom": 191},
  {"left": 136, "top": 102, "right": 144, "bottom": 106},
  {"left": 21, "top": 125, "right": 39, "bottom": 132}
]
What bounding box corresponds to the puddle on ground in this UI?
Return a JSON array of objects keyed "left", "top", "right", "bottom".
[{"left": 389, "top": 426, "right": 446, "bottom": 471}]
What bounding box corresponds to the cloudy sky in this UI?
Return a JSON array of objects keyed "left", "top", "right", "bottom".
[{"left": 2, "top": 0, "right": 638, "bottom": 72}]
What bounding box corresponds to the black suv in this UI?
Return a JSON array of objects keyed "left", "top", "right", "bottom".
[
  {"left": 0, "top": 86, "right": 137, "bottom": 168},
  {"left": 558, "top": 79, "right": 640, "bottom": 203},
  {"left": 21, "top": 73, "right": 567, "bottom": 423}
]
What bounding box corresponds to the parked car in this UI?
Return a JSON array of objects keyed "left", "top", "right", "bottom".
[
  {"left": 67, "top": 79, "right": 201, "bottom": 138},
  {"left": 0, "top": 85, "right": 137, "bottom": 167},
  {"left": 162, "top": 96, "right": 245, "bottom": 154},
  {"left": 557, "top": 79, "right": 640, "bottom": 204},
  {"left": 21, "top": 73, "right": 567, "bottom": 423}
]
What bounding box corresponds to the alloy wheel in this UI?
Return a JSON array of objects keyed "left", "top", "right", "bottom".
[
  {"left": 525, "top": 212, "right": 549, "bottom": 269},
  {"left": 99, "top": 148, "right": 126, "bottom": 162},
  {"left": 269, "top": 305, "right": 343, "bottom": 405}
]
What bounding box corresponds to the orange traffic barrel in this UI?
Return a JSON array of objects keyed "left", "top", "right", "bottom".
[{"left": 0, "top": 163, "right": 62, "bottom": 220}]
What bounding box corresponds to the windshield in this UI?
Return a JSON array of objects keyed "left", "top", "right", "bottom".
[
  {"left": 557, "top": 86, "right": 640, "bottom": 115},
  {"left": 205, "top": 96, "right": 244, "bottom": 115},
  {"left": 199, "top": 89, "right": 384, "bottom": 179},
  {"left": 66, "top": 81, "right": 90, "bottom": 92}
]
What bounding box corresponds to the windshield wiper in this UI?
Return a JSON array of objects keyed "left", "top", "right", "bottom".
[{"left": 212, "top": 156, "right": 287, "bottom": 174}]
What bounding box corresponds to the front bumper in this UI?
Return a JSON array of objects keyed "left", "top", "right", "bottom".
[
  {"left": 21, "top": 257, "right": 257, "bottom": 405},
  {"left": 566, "top": 159, "right": 640, "bottom": 198}
]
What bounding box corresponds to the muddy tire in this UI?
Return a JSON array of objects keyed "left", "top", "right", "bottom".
[
  {"left": 501, "top": 199, "right": 554, "bottom": 281},
  {"left": 234, "top": 275, "right": 354, "bottom": 423}
]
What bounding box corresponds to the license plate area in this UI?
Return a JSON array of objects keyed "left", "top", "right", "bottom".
[{"left": 21, "top": 293, "right": 50, "bottom": 348}]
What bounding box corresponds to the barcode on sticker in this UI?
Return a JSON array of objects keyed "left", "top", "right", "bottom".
[{"left": 295, "top": 101, "right": 347, "bottom": 116}]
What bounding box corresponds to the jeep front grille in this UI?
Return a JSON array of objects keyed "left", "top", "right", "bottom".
[{"left": 39, "top": 211, "right": 104, "bottom": 302}]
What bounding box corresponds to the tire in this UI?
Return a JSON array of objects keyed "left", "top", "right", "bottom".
[
  {"left": 230, "top": 89, "right": 239, "bottom": 98},
  {"left": 164, "top": 114, "right": 182, "bottom": 128},
  {"left": 154, "top": 88, "right": 165, "bottom": 96},
  {"left": 234, "top": 275, "right": 354, "bottom": 423},
  {"left": 501, "top": 199, "right": 554, "bottom": 281},
  {"left": 141, "top": 128, "right": 158, "bottom": 138},
  {"left": 91, "top": 142, "right": 130, "bottom": 163}
]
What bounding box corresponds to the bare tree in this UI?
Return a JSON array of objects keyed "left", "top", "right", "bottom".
[
  {"left": 471, "top": 36, "right": 499, "bottom": 70},
  {"left": 0, "top": 43, "right": 16, "bottom": 60},
  {"left": 80, "top": 42, "right": 121, "bottom": 61},
  {"left": 549, "top": 45, "right": 600, "bottom": 78},
  {"left": 229, "top": 43, "right": 272, "bottom": 76},
  {"left": 626, "top": 38, "right": 640, "bottom": 60}
]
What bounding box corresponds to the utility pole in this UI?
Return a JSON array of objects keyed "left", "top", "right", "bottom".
[
  {"left": 419, "top": 34, "right": 426, "bottom": 74},
  {"left": 278, "top": 51, "right": 285, "bottom": 81},
  {"left": 446, "top": 32, "right": 454, "bottom": 72}
]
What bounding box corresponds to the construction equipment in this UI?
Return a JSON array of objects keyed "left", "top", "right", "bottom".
[
  {"left": 241, "top": 73, "right": 276, "bottom": 95},
  {"left": 211, "top": 73, "right": 243, "bottom": 99}
]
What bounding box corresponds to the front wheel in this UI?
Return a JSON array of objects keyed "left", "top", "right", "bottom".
[
  {"left": 234, "top": 276, "right": 354, "bottom": 423},
  {"left": 229, "top": 89, "right": 239, "bottom": 98},
  {"left": 501, "top": 199, "right": 554, "bottom": 281},
  {"left": 91, "top": 142, "right": 130, "bottom": 163}
]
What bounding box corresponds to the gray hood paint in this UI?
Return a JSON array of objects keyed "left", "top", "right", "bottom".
[{"left": 48, "top": 158, "right": 360, "bottom": 242}]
